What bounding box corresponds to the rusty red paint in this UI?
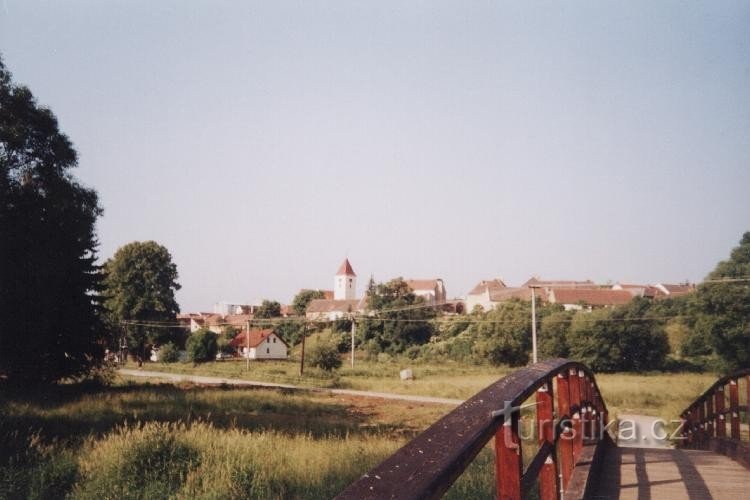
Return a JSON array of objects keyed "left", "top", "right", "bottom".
[
  {"left": 715, "top": 386, "right": 726, "bottom": 438},
  {"left": 495, "top": 416, "right": 522, "bottom": 499},
  {"left": 729, "top": 379, "right": 740, "bottom": 440},
  {"left": 536, "top": 381, "right": 557, "bottom": 500}
]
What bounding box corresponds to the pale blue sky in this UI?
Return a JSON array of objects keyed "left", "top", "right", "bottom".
[{"left": 2, "top": 1, "right": 748, "bottom": 311}]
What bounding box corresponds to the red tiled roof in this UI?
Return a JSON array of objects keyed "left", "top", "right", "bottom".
[
  {"left": 660, "top": 284, "right": 695, "bottom": 296},
  {"left": 467, "top": 279, "right": 507, "bottom": 296},
  {"left": 336, "top": 258, "right": 356, "bottom": 276},
  {"left": 524, "top": 277, "right": 598, "bottom": 289},
  {"left": 406, "top": 279, "right": 440, "bottom": 291},
  {"left": 229, "top": 329, "right": 287, "bottom": 348},
  {"left": 306, "top": 299, "right": 360, "bottom": 313},
  {"left": 550, "top": 288, "right": 633, "bottom": 306}
]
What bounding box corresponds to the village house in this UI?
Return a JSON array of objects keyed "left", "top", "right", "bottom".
[
  {"left": 547, "top": 288, "right": 634, "bottom": 311},
  {"left": 465, "top": 277, "right": 602, "bottom": 312},
  {"left": 464, "top": 278, "right": 509, "bottom": 312},
  {"left": 653, "top": 283, "right": 696, "bottom": 298},
  {"left": 405, "top": 279, "right": 447, "bottom": 305},
  {"left": 229, "top": 329, "right": 288, "bottom": 360}
]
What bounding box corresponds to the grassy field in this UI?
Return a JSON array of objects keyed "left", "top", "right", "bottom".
[
  {"left": 130, "top": 358, "right": 720, "bottom": 420},
  {"left": 124, "top": 357, "right": 507, "bottom": 400},
  {"left": 0, "top": 379, "right": 494, "bottom": 499},
  {"left": 0, "top": 364, "right": 723, "bottom": 499}
]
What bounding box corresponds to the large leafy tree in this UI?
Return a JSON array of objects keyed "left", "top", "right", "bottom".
[
  {"left": 695, "top": 232, "right": 750, "bottom": 370},
  {"left": 0, "top": 57, "right": 104, "bottom": 384},
  {"left": 102, "top": 241, "right": 180, "bottom": 362},
  {"left": 469, "top": 299, "right": 532, "bottom": 367},
  {"left": 255, "top": 299, "right": 282, "bottom": 319},
  {"left": 566, "top": 298, "right": 669, "bottom": 372},
  {"left": 359, "top": 277, "right": 435, "bottom": 354}
]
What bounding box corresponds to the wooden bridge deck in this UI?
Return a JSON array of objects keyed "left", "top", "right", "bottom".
[{"left": 590, "top": 446, "right": 750, "bottom": 499}]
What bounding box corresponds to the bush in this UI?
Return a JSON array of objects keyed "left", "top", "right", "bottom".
[
  {"left": 567, "top": 299, "right": 670, "bottom": 372},
  {"left": 468, "top": 300, "right": 531, "bottom": 367},
  {"left": 159, "top": 342, "right": 180, "bottom": 363},
  {"left": 308, "top": 341, "right": 342, "bottom": 371},
  {"left": 186, "top": 329, "right": 218, "bottom": 363}
]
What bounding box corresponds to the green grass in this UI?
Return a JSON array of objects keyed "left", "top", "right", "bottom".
[
  {"left": 0, "top": 364, "right": 724, "bottom": 499},
  {"left": 125, "top": 357, "right": 507, "bottom": 400},
  {"left": 0, "top": 380, "right": 456, "bottom": 499}
]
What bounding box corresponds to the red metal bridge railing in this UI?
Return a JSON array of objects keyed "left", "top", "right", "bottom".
[
  {"left": 680, "top": 368, "right": 750, "bottom": 468},
  {"left": 336, "top": 358, "right": 610, "bottom": 500}
]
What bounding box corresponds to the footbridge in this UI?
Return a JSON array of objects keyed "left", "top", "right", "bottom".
[{"left": 337, "top": 359, "right": 750, "bottom": 499}]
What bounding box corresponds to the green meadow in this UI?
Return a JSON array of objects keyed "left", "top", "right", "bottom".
[{"left": 0, "top": 365, "right": 720, "bottom": 499}]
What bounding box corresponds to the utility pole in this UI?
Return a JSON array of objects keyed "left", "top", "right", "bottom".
[
  {"left": 299, "top": 322, "right": 307, "bottom": 376},
  {"left": 531, "top": 285, "right": 538, "bottom": 364},
  {"left": 350, "top": 317, "right": 356, "bottom": 369},
  {"left": 246, "top": 319, "right": 250, "bottom": 371}
]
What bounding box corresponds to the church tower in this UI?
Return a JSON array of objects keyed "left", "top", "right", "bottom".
[{"left": 334, "top": 258, "right": 357, "bottom": 300}]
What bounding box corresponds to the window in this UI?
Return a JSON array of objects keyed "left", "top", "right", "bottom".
[
  {"left": 267, "top": 337, "right": 270, "bottom": 343},
  {"left": 266, "top": 348, "right": 269, "bottom": 354},
  {"left": 273, "top": 337, "right": 276, "bottom": 343}
]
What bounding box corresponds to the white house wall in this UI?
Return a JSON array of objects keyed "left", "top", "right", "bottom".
[{"left": 242, "top": 334, "right": 288, "bottom": 359}]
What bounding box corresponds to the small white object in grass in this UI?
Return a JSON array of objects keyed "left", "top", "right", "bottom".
[{"left": 400, "top": 368, "right": 414, "bottom": 381}]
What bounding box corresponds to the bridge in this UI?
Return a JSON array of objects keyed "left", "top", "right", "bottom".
[{"left": 336, "top": 358, "right": 750, "bottom": 499}]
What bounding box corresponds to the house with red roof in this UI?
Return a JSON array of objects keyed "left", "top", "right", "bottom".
[
  {"left": 405, "top": 279, "right": 447, "bottom": 305},
  {"left": 548, "top": 288, "right": 633, "bottom": 311},
  {"left": 229, "top": 329, "right": 288, "bottom": 360}
]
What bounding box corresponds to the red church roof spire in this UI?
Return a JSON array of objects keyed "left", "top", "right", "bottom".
[{"left": 336, "top": 258, "right": 356, "bottom": 276}]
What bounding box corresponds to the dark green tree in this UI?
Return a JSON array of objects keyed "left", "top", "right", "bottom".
[
  {"left": 255, "top": 299, "right": 282, "bottom": 319},
  {"left": 695, "top": 232, "right": 750, "bottom": 370},
  {"left": 469, "top": 299, "right": 532, "bottom": 366},
  {"left": 308, "top": 339, "right": 342, "bottom": 371},
  {"left": 567, "top": 298, "right": 669, "bottom": 372},
  {"left": 538, "top": 308, "right": 574, "bottom": 359},
  {"left": 0, "top": 57, "right": 105, "bottom": 384},
  {"left": 274, "top": 319, "right": 305, "bottom": 346},
  {"left": 186, "top": 328, "right": 218, "bottom": 363},
  {"left": 359, "top": 278, "right": 436, "bottom": 354},
  {"left": 292, "top": 289, "right": 325, "bottom": 316},
  {"left": 102, "top": 241, "right": 180, "bottom": 363}
]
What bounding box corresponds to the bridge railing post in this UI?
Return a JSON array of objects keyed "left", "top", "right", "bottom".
[
  {"left": 697, "top": 402, "right": 705, "bottom": 446},
  {"left": 729, "top": 379, "right": 740, "bottom": 440},
  {"left": 571, "top": 370, "right": 583, "bottom": 460},
  {"left": 557, "top": 371, "right": 574, "bottom": 492},
  {"left": 536, "top": 379, "right": 558, "bottom": 500},
  {"left": 715, "top": 385, "right": 726, "bottom": 438},
  {"left": 495, "top": 410, "right": 522, "bottom": 499}
]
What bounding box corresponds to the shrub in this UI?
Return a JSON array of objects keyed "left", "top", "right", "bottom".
[
  {"left": 186, "top": 329, "right": 218, "bottom": 363},
  {"left": 159, "top": 342, "right": 180, "bottom": 363},
  {"left": 308, "top": 341, "right": 342, "bottom": 371},
  {"left": 567, "top": 299, "right": 670, "bottom": 372}
]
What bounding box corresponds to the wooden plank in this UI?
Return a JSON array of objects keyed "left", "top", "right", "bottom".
[
  {"left": 557, "top": 371, "right": 574, "bottom": 492},
  {"left": 535, "top": 381, "right": 557, "bottom": 500},
  {"left": 729, "top": 379, "right": 740, "bottom": 440},
  {"left": 715, "top": 386, "right": 726, "bottom": 438},
  {"left": 495, "top": 414, "right": 522, "bottom": 499}
]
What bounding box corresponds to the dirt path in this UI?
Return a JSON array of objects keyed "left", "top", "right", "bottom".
[{"left": 118, "top": 369, "right": 464, "bottom": 406}]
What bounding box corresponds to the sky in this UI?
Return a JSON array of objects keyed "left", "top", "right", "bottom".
[{"left": 1, "top": 1, "right": 748, "bottom": 311}]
